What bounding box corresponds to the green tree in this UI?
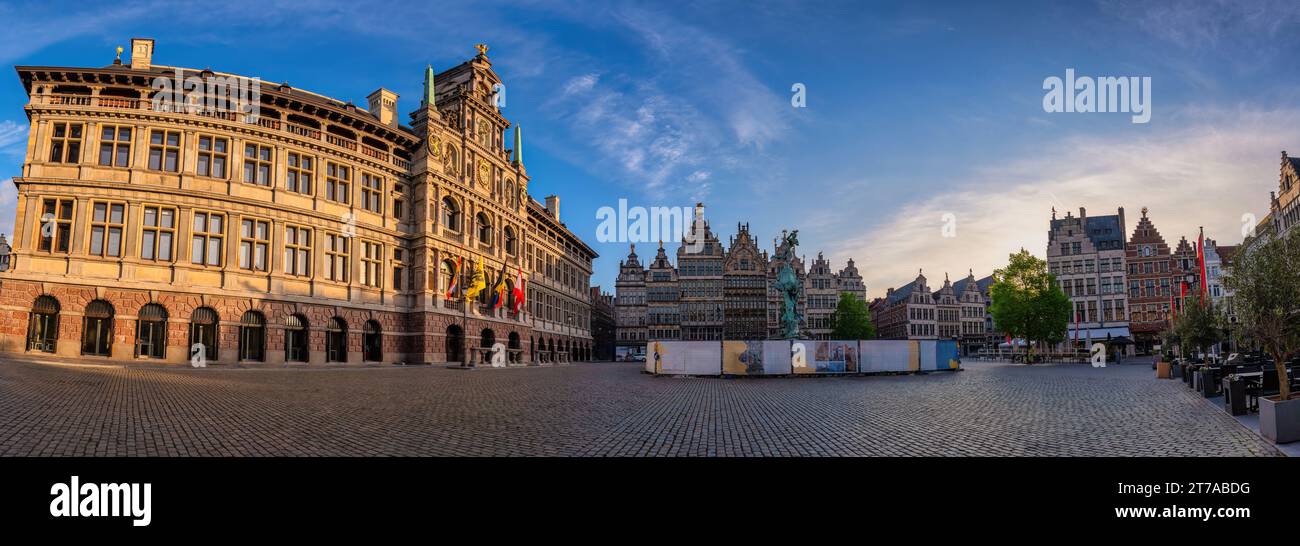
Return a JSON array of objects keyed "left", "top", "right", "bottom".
[
  {"left": 1223, "top": 229, "right": 1300, "bottom": 401},
  {"left": 1168, "top": 295, "right": 1222, "bottom": 358},
  {"left": 829, "top": 292, "right": 876, "bottom": 340},
  {"left": 989, "top": 249, "right": 1071, "bottom": 359}
]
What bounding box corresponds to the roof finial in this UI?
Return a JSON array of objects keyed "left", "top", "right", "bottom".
[
  {"left": 475, "top": 43, "right": 489, "bottom": 58},
  {"left": 422, "top": 64, "right": 436, "bottom": 109}
]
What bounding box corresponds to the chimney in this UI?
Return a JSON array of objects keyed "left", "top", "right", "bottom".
[
  {"left": 130, "top": 38, "right": 154, "bottom": 70},
  {"left": 1079, "top": 206, "right": 1087, "bottom": 219},
  {"left": 545, "top": 195, "right": 560, "bottom": 220},
  {"left": 367, "top": 88, "right": 399, "bottom": 128}
]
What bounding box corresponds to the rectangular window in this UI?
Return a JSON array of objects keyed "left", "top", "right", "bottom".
[
  {"left": 243, "top": 143, "right": 273, "bottom": 186},
  {"left": 325, "top": 233, "right": 349, "bottom": 282},
  {"left": 286, "top": 152, "right": 314, "bottom": 195},
  {"left": 49, "top": 122, "right": 84, "bottom": 164},
  {"left": 326, "top": 162, "right": 351, "bottom": 204},
  {"left": 97, "top": 125, "right": 132, "bottom": 167},
  {"left": 87, "top": 202, "right": 125, "bottom": 257},
  {"left": 392, "top": 247, "right": 405, "bottom": 292},
  {"left": 361, "top": 173, "right": 383, "bottom": 214},
  {"left": 191, "top": 211, "right": 225, "bottom": 266},
  {"left": 148, "top": 130, "right": 181, "bottom": 172},
  {"left": 393, "top": 198, "right": 404, "bottom": 221},
  {"left": 284, "top": 225, "right": 312, "bottom": 277},
  {"left": 239, "top": 218, "right": 270, "bottom": 271},
  {"left": 196, "top": 135, "right": 229, "bottom": 179},
  {"left": 360, "top": 240, "right": 382, "bottom": 288},
  {"left": 37, "top": 198, "right": 74, "bottom": 253},
  {"left": 140, "top": 205, "right": 176, "bottom": 261}
]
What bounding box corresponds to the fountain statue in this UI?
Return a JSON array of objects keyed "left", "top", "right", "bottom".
[{"left": 772, "top": 230, "right": 804, "bottom": 339}]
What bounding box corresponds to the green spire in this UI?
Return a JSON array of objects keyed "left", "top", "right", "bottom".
[
  {"left": 512, "top": 125, "right": 523, "bottom": 167},
  {"left": 422, "top": 64, "right": 435, "bottom": 109}
]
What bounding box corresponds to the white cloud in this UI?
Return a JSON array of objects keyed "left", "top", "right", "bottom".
[
  {"left": 0, "top": 121, "right": 26, "bottom": 151},
  {"left": 828, "top": 106, "right": 1300, "bottom": 299}
]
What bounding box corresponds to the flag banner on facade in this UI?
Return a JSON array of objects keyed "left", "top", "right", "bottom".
[
  {"left": 1197, "top": 229, "right": 1208, "bottom": 299},
  {"left": 513, "top": 267, "right": 527, "bottom": 313},
  {"left": 465, "top": 257, "right": 486, "bottom": 302},
  {"left": 490, "top": 263, "right": 508, "bottom": 310},
  {"left": 445, "top": 256, "right": 462, "bottom": 300}
]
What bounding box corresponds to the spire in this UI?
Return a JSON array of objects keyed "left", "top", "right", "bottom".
[
  {"left": 512, "top": 125, "right": 523, "bottom": 167},
  {"left": 422, "top": 65, "right": 436, "bottom": 109}
]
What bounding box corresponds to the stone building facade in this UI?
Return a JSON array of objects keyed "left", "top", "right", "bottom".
[
  {"left": 1124, "top": 208, "right": 1184, "bottom": 354},
  {"left": 1047, "top": 206, "right": 1130, "bottom": 352},
  {"left": 613, "top": 216, "right": 864, "bottom": 350},
  {"left": 722, "top": 223, "right": 767, "bottom": 341},
  {"left": 0, "top": 39, "right": 596, "bottom": 366},
  {"left": 589, "top": 286, "right": 615, "bottom": 361},
  {"left": 1272, "top": 151, "right": 1300, "bottom": 240},
  {"left": 869, "top": 269, "right": 989, "bottom": 351}
]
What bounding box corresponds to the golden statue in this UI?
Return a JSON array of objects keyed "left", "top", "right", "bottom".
[
  {"left": 115, "top": 46, "right": 123, "bottom": 62},
  {"left": 475, "top": 43, "right": 489, "bottom": 57}
]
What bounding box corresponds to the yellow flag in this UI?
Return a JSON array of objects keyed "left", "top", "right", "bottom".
[{"left": 464, "top": 256, "right": 487, "bottom": 301}]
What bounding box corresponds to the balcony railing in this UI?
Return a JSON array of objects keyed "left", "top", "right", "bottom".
[{"left": 36, "top": 93, "right": 410, "bottom": 171}]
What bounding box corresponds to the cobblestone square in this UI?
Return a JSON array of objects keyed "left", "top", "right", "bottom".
[{"left": 0, "top": 356, "right": 1281, "bottom": 456}]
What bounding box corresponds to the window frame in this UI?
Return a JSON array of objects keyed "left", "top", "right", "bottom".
[
  {"left": 359, "top": 239, "right": 383, "bottom": 288},
  {"left": 196, "top": 134, "right": 229, "bottom": 179},
  {"left": 286, "top": 152, "right": 315, "bottom": 195},
  {"left": 49, "top": 122, "right": 84, "bottom": 164},
  {"left": 147, "top": 129, "right": 182, "bottom": 172},
  {"left": 86, "top": 200, "right": 127, "bottom": 258},
  {"left": 190, "top": 210, "right": 227, "bottom": 267},
  {"left": 324, "top": 232, "right": 350, "bottom": 283},
  {"left": 361, "top": 172, "right": 384, "bottom": 214},
  {"left": 238, "top": 217, "right": 271, "bottom": 272},
  {"left": 36, "top": 198, "right": 74, "bottom": 254},
  {"left": 325, "top": 162, "right": 352, "bottom": 204},
  {"left": 97, "top": 124, "right": 132, "bottom": 168},
  {"left": 242, "top": 142, "right": 274, "bottom": 186},
  {"left": 139, "top": 204, "right": 178, "bottom": 262},
  {"left": 284, "top": 224, "right": 312, "bottom": 277}
]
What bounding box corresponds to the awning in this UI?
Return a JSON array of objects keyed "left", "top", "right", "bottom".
[{"left": 1067, "top": 326, "right": 1131, "bottom": 340}]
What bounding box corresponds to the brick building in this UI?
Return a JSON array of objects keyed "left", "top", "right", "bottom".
[
  {"left": 0, "top": 39, "right": 596, "bottom": 366},
  {"left": 1047, "top": 206, "right": 1130, "bottom": 352}
]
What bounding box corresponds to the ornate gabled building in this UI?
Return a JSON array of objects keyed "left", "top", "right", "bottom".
[
  {"left": 645, "top": 242, "right": 680, "bottom": 342},
  {"left": 589, "top": 286, "right": 615, "bottom": 361},
  {"left": 0, "top": 39, "right": 598, "bottom": 365},
  {"left": 952, "top": 270, "right": 994, "bottom": 355},
  {"left": 1124, "top": 208, "right": 1185, "bottom": 354},
  {"left": 804, "top": 252, "right": 838, "bottom": 338},
  {"left": 677, "top": 210, "right": 724, "bottom": 341},
  {"left": 933, "top": 273, "right": 961, "bottom": 339},
  {"left": 722, "top": 223, "right": 767, "bottom": 340},
  {"left": 870, "top": 269, "right": 937, "bottom": 340},
  {"left": 836, "top": 258, "right": 866, "bottom": 302},
  {"left": 1047, "top": 206, "right": 1129, "bottom": 352},
  {"left": 1273, "top": 151, "right": 1300, "bottom": 239},
  {"left": 613, "top": 244, "right": 647, "bottom": 360}
]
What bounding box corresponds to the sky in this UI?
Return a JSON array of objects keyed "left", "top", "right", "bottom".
[{"left": 1, "top": 0, "right": 1299, "bottom": 298}]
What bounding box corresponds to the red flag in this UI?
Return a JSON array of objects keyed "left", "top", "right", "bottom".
[
  {"left": 1197, "top": 229, "right": 1208, "bottom": 300},
  {"left": 512, "top": 268, "right": 527, "bottom": 313},
  {"left": 444, "top": 256, "right": 462, "bottom": 299}
]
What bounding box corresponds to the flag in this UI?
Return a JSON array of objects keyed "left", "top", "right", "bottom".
[
  {"left": 1197, "top": 228, "right": 1208, "bottom": 300},
  {"left": 512, "top": 267, "right": 527, "bottom": 313},
  {"left": 489, "top": 263, "right": 508, "bottom": 310},
  {"left": 464, "top": 257, "right": 486, "bottom": 302},
  {"left": 444, "top": 256, "right": 462, "bottom": 299}
]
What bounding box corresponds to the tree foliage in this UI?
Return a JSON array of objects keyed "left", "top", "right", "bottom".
[
  {"left": 989, "top": 249, "right": 1071, "bottom": 356},
  {"left": 1168, "top": 294, "right": 1223, "bottom": 357},
  {"left": 830, "top": 292, "right": 876, "bottom": 340},
  {"left": 1223, "top": 229, "right": 1300, "bottom": 401}
]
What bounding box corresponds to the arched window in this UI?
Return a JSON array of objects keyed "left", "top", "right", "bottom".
[
  {"left": 81, "top": 300, "right": 114, "bottom": 356},
  {"left": 442, "top": 197, "right": 461, "bottom": 231},
  {"left": 445, "top": 324, "right": 464, "bottom": 364},
  {"left": 190, "top": 307, "right": 219, "bottom": 362},
  {"left": 363, "top": 320, "right": 382, "bottom": 362},
  {"left": 285, "top": 314, "right": 308, "bottom": 362},
  {"left": 27, "top": 295, "right": 60, "bottom": 353},
  {"left": 504, "top": 226, "right": 517, "bottom": 256},
  {"left": 327, "top": 317, "right": 347, "bottom": 362},
  {"left": 239, "top": 311, "right": 265, "bottom": 362},
  {"left": 476, "top": 213, "right": 492, "bottom": 246},
  {"left": 135, "top": 303, "right": 168, "bottom": 359},
  {"left": 440, "top": 259, "right": 456, "bottom": 296}
]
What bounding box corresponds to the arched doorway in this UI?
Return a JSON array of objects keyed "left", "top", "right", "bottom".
[
  {"left": 81, "top": 300, "right": 114, "bottom": 356},
  {"left": 239, "top": 311, "right": 265, "bottom": 362},
  {"left": 363, "top": 320, "right": 382, "bottom": 362},
  {"left": 190, "top": 307, "right": 219, "bottom": 362},
  {"left": 480, "top": 328, "right": 495, "bottom": 364},
  {"left": 135, "top": 303, "right": 168, "bottom": 359},
  {"left": 508, "top": 332, "right": 521, "bottom": 364},
  {"left": 327, "top": 317, "right": 348, "bottom": 362},
  {"left": 445, "top": 324, "right": 464, "bottom": 364},
  {"left": 285, "top": 314, "right": 308, "bottom": 362},
  {"left": 27, "top": 295, "right": 60, "bottom": 353}
]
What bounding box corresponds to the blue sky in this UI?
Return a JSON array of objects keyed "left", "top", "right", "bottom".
[{"left": 2, "top": 0, "right": 1299, "bottom": 297}]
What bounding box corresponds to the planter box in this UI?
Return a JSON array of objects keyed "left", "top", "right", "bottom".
[
  {"left": 1155, "top": 361, "right": 1171, "bottom": 379},
  {"left": 1260, "top": 396, "right": 1300, "bottom": 444}
]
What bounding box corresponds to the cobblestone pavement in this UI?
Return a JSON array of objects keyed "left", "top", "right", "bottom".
[{"left": 0, "top": 355, "right": 1281, "bottom": 456}]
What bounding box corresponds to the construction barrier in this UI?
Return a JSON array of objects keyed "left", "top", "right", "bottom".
[{"left": 647, "top": 339, "right": 962, "bottom": 377}]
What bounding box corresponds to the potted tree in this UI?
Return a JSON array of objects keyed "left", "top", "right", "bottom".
[{"left": 1224, "top": 230, "right": 1300, "bottom": 443}]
